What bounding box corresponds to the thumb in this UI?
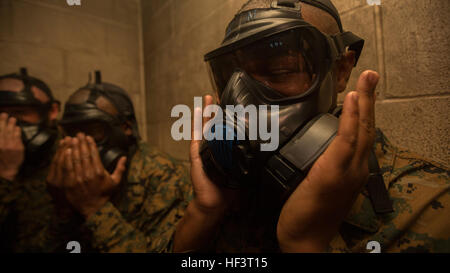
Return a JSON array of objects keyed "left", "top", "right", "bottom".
[{"left": 111, "top": 156, "right": 127, "bottom": 185}]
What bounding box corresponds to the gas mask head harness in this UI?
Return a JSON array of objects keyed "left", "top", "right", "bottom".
[
  {"left": 59, "top": 71, "right": 140, "bottom": 173},
  {"left": 0, "top": 68, "right": 59, "bottom": 168},
  {"left": 201, "top": 0, "right": 393, "bottom": 213}
]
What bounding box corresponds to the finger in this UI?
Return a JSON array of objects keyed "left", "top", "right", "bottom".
[
  {"left": 324, "top": 91, "right": 360, "bottom": 169},
  {"left": 55, "top": 138, "right": 71, "bottom": 187},
  {"left": 5, "top": 116, "right": 17, "bottom": 138},
  {"left": 111, "top": 156, "right": 127, "bottom": 185},
  {"left": 190, "top": 106, "right": 203, "bottom": 163},
  {"left": 355, "top": 70, "right": 379, "bottom": 161},
  {"left": 190, "top": 95, "right": 214, "bottom": 162},
  {"left": 47, "top": 139, "right": 65, "bottom": 183},
  {"left": 13, "top": 126, "right": 22, "bottom": 142},
  {"left": 0, "top": 113, "right": 8, "bottom": 135},
  {"left": 71, "top": 137, "right": 83, "bottom": 183},
  {"left": 13, "top": 126, "right": 24, "bottom": 150},
  {"left": 86, "top": 136, "right": 104, "bottom": 176},
  {"left": 189, "top": 95, "right": 217, "bottom": 189},
  {"left": 202, "top": 95, "right": 214, "bottom": 126},
  {"left": 63, "top": 148, "right": 76, "bottom": 188},
  {"left": 78, "top": 133, "right": 93, "bottom": 180}
]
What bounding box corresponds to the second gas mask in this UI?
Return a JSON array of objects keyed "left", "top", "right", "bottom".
[{"left": 60, "top": 72, "right": 138, "bottom": 174}]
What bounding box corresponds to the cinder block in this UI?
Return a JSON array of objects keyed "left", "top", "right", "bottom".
[
  {"left": 382, "top": 0, "right": 450, "bottom": 97},
  {"left": 0, "top": 0, "right": 13, "bottom": 41},
  {"left": 113, "top": 0, "right": 139, "bottom": 27},
  {"left": 60, "top": 15, "right": 107, "bottom": 54},
  {"left": 145, "top": 76, "right": 170, "bottom": 124},
  {"left": 141, "top": 0, "right": 171, "bottom": 16},
  {"left": 142, "top": 2, "right": 173, "bottom": 54},
  {"left": 172, "top": 0, "right": 228, "bottom": 36},
  {"left": 105, "top": 24, "right": 140, "bottom": 67},
  {"left": 36, "top": 0, "right": 138, "bottom": 26},
  {"left": 0, "top": 42, "right": 65, "bottom": 91},
  {"left": 338, "top": 5, "right": 379, "bottom": 103},
  {"left": 38, "top": 0, "right": 115, "bottom": 22},
  {"left": 160, "top": 119, "right": 190, "bottom": 161},
  {"left": 66, "top": 51, "right": 140, "bottom": 95},
  {"left": 375, "top": 96, "right": 450, "bottom": 165},
  {"left": 11, "top": 1, "right": 64, "bottom": 46},
  {"left": 11, "top": 0, "right": 108, "bottom": 54}
]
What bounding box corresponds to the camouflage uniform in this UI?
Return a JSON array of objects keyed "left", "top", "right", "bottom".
[
  {"left": 209, "top": 129, "right": 450, "bottom": 253},
  {"left": 0, "top": 142, "right": 192, "bottom": 253},
  {"left": 0, "top": 179, "right": 17, "bottom": 225}
]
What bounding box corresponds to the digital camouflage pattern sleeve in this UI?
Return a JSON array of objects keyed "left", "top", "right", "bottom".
[
  {"left": 330, "top": 129, "right": 450, "bottom": 253},
  {"left": 84, "top": 142, "right": 193, "bottom": 253}
]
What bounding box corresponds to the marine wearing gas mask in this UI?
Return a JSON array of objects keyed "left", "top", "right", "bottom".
[
  {"left": 59, "top": 71, "right": 140, "bottom": 173},
  {"left": 46, "top": 72, "right": 192, "bottom": 253},
  {"left": 0, "top": 68, "right": 59, "bottom": 173},
  {"left": 200, "top": 0, "right": 391, "bottom": 213}
]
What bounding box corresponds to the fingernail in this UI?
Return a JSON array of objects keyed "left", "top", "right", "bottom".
[{"left": 352, "top": 92, "right": 359, "bottom": 102}]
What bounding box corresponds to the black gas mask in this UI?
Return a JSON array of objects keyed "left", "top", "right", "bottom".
[
  {"left": 201, "top": 0, "right": 393, "bottom": 213},
  {"left": 0, "top": 68, "right": 59, "bottom": 169},
  {"left": 59, "top": 71, "right": 139, "bottom": 174}
]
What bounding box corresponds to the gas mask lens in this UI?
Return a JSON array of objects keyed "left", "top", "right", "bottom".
[
  {"left": 61, "top": 120, "right": 108, "bottom": 143},
  {"left": 207, "top": 28, "right": 325, "bottom": 99}
]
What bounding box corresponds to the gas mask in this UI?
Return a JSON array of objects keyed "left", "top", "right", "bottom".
[
  {"left": 60, "top": 71, "right": 139, "bottom": 174},
  {"left": 0, "top": 68, "right": 59, "bottom": 169},
  {"left": 200, "top": 0, "right": 393, "bottom": 213}
]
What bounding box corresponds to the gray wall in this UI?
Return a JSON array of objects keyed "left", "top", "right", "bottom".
[
  {"left": 142, "top": 0, "right": 449, "bottom": 166},
  {"left": 142, "top": 0, "right": 248, "bottom": 160},
  {"left": 335, "top": 0, "right": 449, "bottom": 166},
  {"left": 0, "top": 0, "right": 147, "bottom": 140}
]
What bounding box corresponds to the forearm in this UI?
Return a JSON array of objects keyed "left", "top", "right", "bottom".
[{"left": 173, "top": 199, "right": 225, "bottom": 252}]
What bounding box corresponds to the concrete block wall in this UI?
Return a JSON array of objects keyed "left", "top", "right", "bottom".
[
  {"left": 142, "top": 0, "right": 248, "bottom": 160},
  {"left": 335, "top": 0, "right": 450, "bottom": 166},
  {"left": 0, "top": 0, "right": 147, "bottom": 140},
  {"left": 142, "top": 0, "right": 449, "bottom": 166}
]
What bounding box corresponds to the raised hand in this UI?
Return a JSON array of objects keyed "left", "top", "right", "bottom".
[
  {"left": 0, "top": 113, "right": 25, "bottom": 181},
  {"left": 47, "top": 133, "right": 126, "bottom": 218},
  {"left": 277, "top": 70, "right": 380, "bottom": 252}
]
